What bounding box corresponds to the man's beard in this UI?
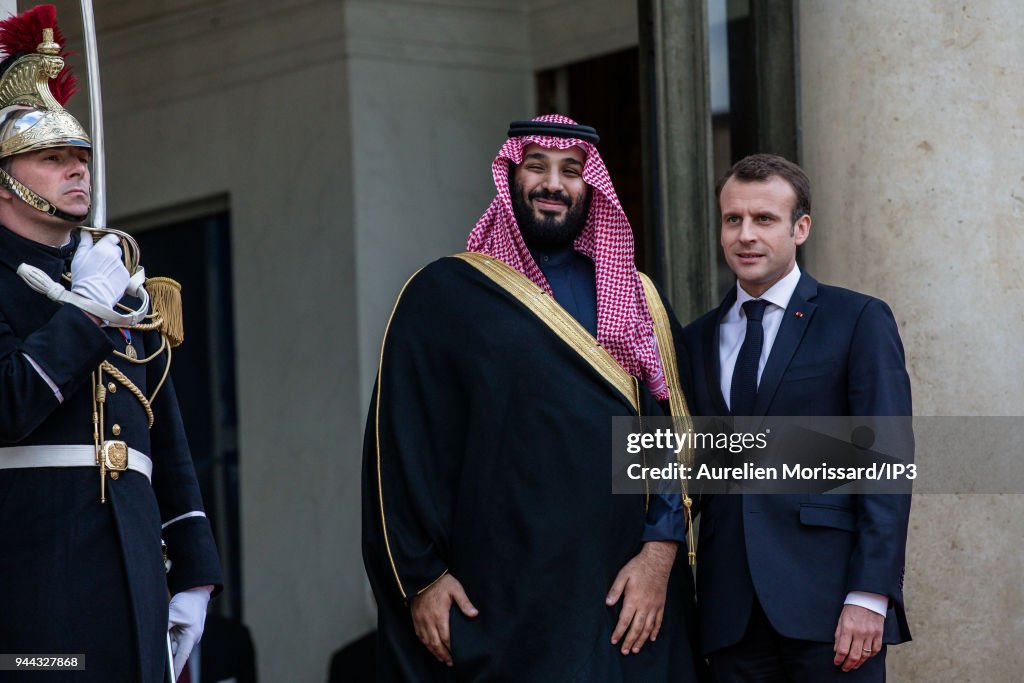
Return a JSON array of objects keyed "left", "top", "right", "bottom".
[{"left": 511, "top": 178, "right": 591, "bottom": 249}]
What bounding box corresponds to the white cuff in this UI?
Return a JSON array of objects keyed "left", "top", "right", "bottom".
[
  {"left": 844, "top": 590, "right": 889, "bottom": 617},
  {"left": 22, "top": 353, "right": 63, "bottom": 403}
]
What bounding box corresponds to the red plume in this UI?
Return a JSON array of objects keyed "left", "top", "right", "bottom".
[{"left": 0, "top": 4, "right": 78, "bottom": 105}]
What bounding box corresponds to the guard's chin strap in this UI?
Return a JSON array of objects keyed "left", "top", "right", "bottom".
[
  {"left": 0, "top": 165, "right": 149, "bottom": 325},
  {"left": 0, "top": 166, "right": 89, "bottom": 222}
]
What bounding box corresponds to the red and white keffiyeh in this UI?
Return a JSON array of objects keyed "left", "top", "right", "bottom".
[{"left": 466, "top": 114, "right": 668, "bottom": 400}]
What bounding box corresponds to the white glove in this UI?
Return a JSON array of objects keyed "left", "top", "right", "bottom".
[
  {"left": 167, "top": 586, "right": 212, "bottom": 678},
  {"left": 70, "top": 232, "right": 130, "bottom": 312}
]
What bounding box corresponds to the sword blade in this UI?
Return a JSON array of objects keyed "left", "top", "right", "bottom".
[
  {"left": 167, "top": 632, "right": 176, "bottom": 683},
  {"left": 79, "top": 0, "right": 106, "bottom": 229}
]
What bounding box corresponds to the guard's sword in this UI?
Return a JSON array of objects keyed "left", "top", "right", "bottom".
[
  {"left": 79, "top": 0, "right": 105, "bottom": 228},
  {"left": 78, "top": 5, "right": 173, "bottom": 680},
  {"left": 78, "top": 0, "right": 145, "bottom": 282},
  {"left": 166, "top": 633, "right": 177, "bottom": 683}
]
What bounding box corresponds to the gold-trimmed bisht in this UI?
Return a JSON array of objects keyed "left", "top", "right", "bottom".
[{"left": 639, "top": 273, "right": 697, "bottom": 566}]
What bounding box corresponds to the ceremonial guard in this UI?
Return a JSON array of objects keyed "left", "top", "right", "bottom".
[{"left": 0, "top": 5, "right": 221, "bottom": 681}]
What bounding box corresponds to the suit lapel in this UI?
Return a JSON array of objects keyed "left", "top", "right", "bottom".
[
  {"left": 704, "top": 289, "right": 735, "bottom": 416},
  {"left": 752, "top": 273, "right": 818, "bottom": 415}
]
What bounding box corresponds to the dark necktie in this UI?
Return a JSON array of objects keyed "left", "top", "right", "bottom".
[{"left": 730, "top": 299, "right": 769, "bottom": 416}]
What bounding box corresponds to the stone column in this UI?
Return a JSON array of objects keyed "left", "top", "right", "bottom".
[{"left": 798, "top": 1, "right": 1024, "bottom": 679}]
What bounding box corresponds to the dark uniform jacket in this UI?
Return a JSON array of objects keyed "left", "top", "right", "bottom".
[{"left": 0, "top": 226, "right": 222, "bottom": 682}]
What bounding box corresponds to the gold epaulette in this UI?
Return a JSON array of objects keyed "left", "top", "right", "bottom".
[{"left": 145, "top": 276, "right": 184, "bottom": 347}]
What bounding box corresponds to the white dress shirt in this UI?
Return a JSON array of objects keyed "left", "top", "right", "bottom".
[
  {"left": 718, "top": 264, "right": 889, "bottom": 619},
  {"left": 719, "top": 265, "right": 802, "bottom": 409}
]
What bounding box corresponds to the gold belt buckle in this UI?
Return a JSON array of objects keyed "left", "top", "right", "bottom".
[{"left": 101, "top": 440, "right": 129, "bottom": 479}]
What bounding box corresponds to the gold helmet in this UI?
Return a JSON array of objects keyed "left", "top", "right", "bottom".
[{"left": 0, "top": 5, "right": 90, "bottom": 221}]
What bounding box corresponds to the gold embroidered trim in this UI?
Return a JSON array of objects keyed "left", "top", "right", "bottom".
[
  {"left": 416, "top": 569, "right": 450, "bottom": 596},
  {"left": 453, "top": 252, "right": 639, "bottom": 413},
  {"left": 638, "top": 274, "right": 693, "bottom": 424},
  {"left": 639, "top": 273, "right": 697, "bottom": 565},
  {"left": 375, "top": 267, "right": 425, "bottom": 601}
]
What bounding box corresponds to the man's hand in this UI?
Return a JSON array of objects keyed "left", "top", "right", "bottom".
[
  {"left": 167, "top": 585, "right": 213, "bottom": 677},
  {"left": 410, "top": 574, "right": 478, "bottom": 667},
  {"left": 833, "top": 604, "right": 884, "bottom": 672},
  {"left": 606, "top": 541, "right": 677, "bottom": 655},
  {"left": 70, "top": 232, "right": 130, "bottom": 312}
]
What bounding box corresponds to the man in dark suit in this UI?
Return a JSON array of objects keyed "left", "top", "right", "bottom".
[{"left": 681, "top": 154, "right": 912, "bottom": 681}]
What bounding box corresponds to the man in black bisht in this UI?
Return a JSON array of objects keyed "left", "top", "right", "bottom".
[{"left": 362, "top": 115, "right": 705, "bottom": 681}]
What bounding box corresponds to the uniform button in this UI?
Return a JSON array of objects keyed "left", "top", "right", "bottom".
[
  {"left": 107, "top": 382, "right": 117, "bottom": 393},
  {"left": 112, "top": 424, "right": 122, "bottom": 436}
]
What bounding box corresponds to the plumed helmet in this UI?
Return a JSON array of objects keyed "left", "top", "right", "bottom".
[{"left": 0, "top": 4, "right": 90, "bottom": 160}]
